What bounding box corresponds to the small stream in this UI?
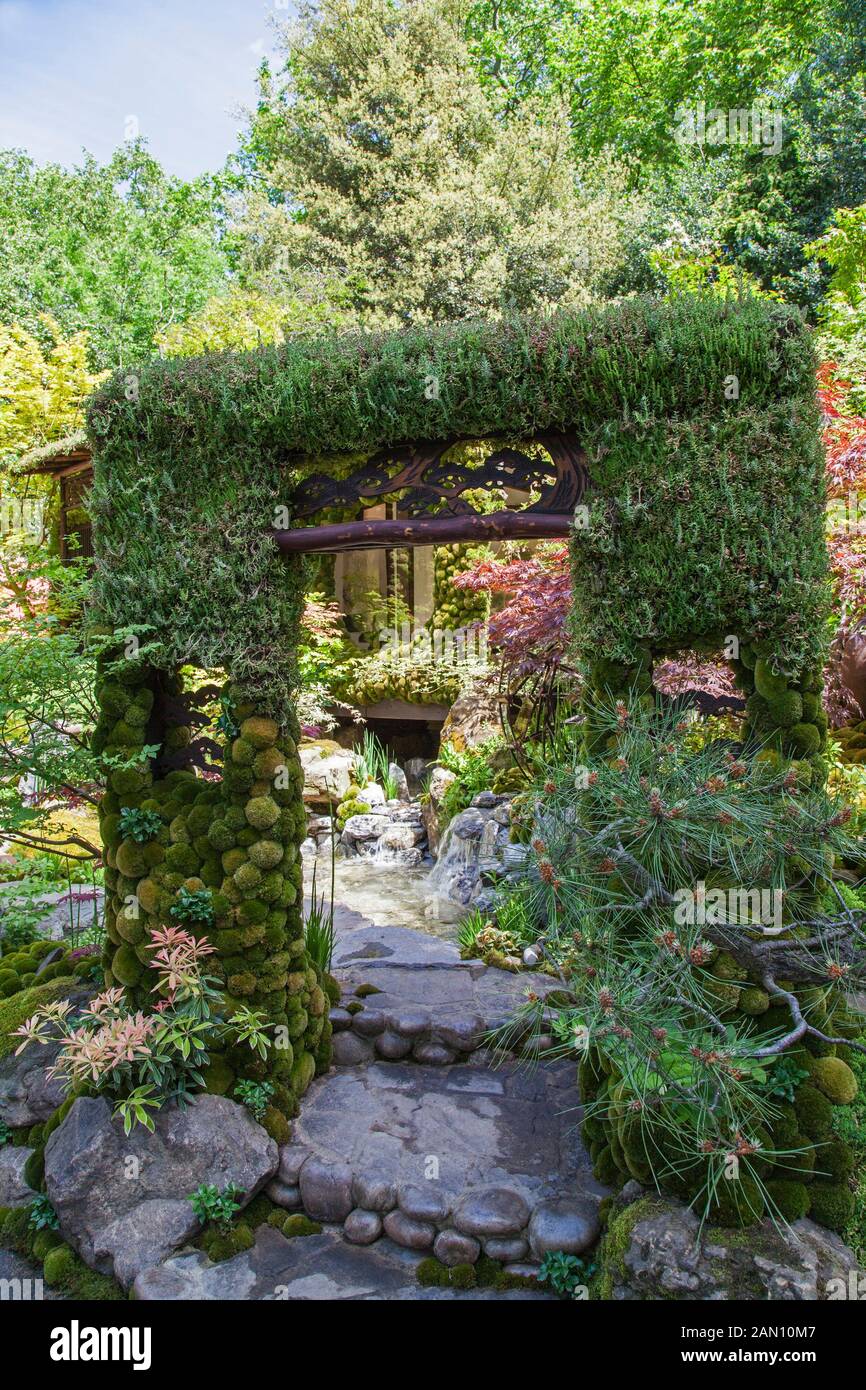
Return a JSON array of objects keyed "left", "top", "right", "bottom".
[{"left": 310, "top": 853, "right": 457, "bottom": 941}]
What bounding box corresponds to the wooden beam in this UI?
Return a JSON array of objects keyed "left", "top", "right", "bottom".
[{"left": 272, "top": 509, "right": 572, "bottom": 554}]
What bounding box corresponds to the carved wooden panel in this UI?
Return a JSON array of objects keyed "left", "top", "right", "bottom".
[{"left": 287, "top": 431, "right": 586, "bottom": 521}]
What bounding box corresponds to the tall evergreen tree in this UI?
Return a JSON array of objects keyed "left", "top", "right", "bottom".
[{"left": 237, "top": 0, "right": 643, "bottom": 326}]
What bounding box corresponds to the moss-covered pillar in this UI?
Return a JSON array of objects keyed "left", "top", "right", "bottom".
[
  {"left": 94, "top": 663, "right": 332, "bottom": 1143},
  {"left": 205, "top": 687, "right": 332, "bottom": 1138}
]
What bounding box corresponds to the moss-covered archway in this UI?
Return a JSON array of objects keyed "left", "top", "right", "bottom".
[{"left": 86, "top": 294, "right": 832, "bottom": 1148}]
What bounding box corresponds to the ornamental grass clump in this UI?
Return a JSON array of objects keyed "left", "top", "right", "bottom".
[
  {"left": 500, "top": 695, "right": 865, "bottom": 1230},
  {"left": 12, "top": 925, "right": 275, "bottom": 1132}
]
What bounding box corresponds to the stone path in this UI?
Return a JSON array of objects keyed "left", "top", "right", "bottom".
[
  {"left": 266, "top": 1058, "right": 604, "bottom": 1268},
  {"left": 134, "top": 1226, "right": 555, "bottom": 1301},
  {"left": 327, "top": 899, "right": 564, "bottom": 1066}
]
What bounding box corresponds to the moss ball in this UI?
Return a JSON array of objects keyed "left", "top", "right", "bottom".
[
  {"left": 739, "top": 987, "right": 770, "bottom": 1015},
  {"left": 794, "top": 1084, "right": 833, "bottom": 1139},
  {"left": 111, "top": 944, "right": 144, "bottom": 987},
  {"left": 207, "top": 820, "right": 236, "bottom": 851},
  {"left": 766, "top": 691, "right": 803, "bottom": 728},
  {"left": 282, "top": 1213, "right": 322, "bottom": 1238},
  {"left": 416, "top": 1257, "right": 449, "bottom": 1287},
  {"left": 248, "top": 839, "right": 284, "bottom": 870},
  {"left": 808, "top": 1056, "right": 858, "bottom": 1104},
  {"left": 754, "top": 660, "right": 788, "bottom": 700},
  {"left": 241, "top": 716, "right": 280, "bottom": 749},
  {"left": 234, "top": 861, "right": 263, "bottom": 893},
  {"left": 253, "top": 747, "right": 287, "bottom": 782},
  {"left": 245, "top": 796, "right": 280, "bottom": 831},
  {"left": 765, "top": 1178, "right": 811, "bottom": 1221},
  {"left": 115, "top": 841, "right": 148, "bottom": 878},
  {"left": 165, "top": 844, "right": 199, "bottom": 877},
  {"left": 807, "top": 1182, "right": 855, "bottom": 1232},
  {"left": 42, "top": 1245, "right": 75, "bottom": 1288},
  {"left": 785, "top": 722, "right": 821, "bottom": 757}
]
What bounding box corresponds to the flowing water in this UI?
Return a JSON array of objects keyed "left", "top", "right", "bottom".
[{"left": 310, "top": 853, "right": 457, "bottom": 941}]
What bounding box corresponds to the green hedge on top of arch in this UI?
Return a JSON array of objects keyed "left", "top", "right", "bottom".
[{"left": 86, "top": 293, "right": 827, "bottom": 720}]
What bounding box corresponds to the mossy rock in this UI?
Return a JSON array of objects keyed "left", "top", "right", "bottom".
[
  {"left": 0, "top": 977, "right": 81, "bottom": 1060},
  {"left": 754, "top": 660, "right": 788, "bottom": 699},
  {"left": 808, "top": 1055, "right": 858, "bottom": 1104},
  {"left": 807, "top": 1182, "right": 855, "bottom": 1232},
  {"left": 282, "top": 1213, "right": 321, "bottom": 1238},
  {"left": 765, "top": 1178, "right": 810, "bottom": 1221}
]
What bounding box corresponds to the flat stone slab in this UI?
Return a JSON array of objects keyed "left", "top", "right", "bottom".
[
  {"left": 134, "top": 1226, "right": 555, "bottom": 1301},
  {"left": 332, "top": 953, "right": 563, "bottom": 1065},
  {"left": 272, "top": 1059, "right": 604, "bottom": 1263},
  {"left": 331, "top": 912, "right": 465, "bottom": 969}
]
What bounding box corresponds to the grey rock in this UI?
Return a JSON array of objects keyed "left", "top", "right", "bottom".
[
  {"left": 43, "top": 1094, "right": 277, "bottom": 1288},
  {"left": 343, "top": 1208, "right": 382, "bottom": 1245},
  {"left": 439, "top": 685, "right": 502, "bottom": 754},
  {"left": 378, "top": 824, "right": 425, "bottom": 853},
  {"left": 434, "top": 1230, "right": 481, "bottom": 1267},
  {"left": 436, "top": 1015, "right": 485, "bottom": 1052},
  {"left": 0, "top": 989, "right": 92, "bottom": 1128},
  {"left": 503, "top": 1263, "right": 541, "bottom": 1280},
  {"left": 332, "top": 1031, "right": 374, "bottom": 1066},
  {"left": 342, "top": 813, "right": 391, "bottom": 842},
  {"left": 528, "top": 1197, "right": 600, "bottom": 1258},
  {"left": 277, "top": 1144, "right": 310, "bottom": 1185},
  {"left": 0, "top": 1145, "right": 36, "bottom": 1207},
  {"left": 484, "top": 1235, "right": 529, "bottom": 1262},
  {"left": 383, "top": 1209, "right": 436, "bottom": 1251},
  {"left": 0, "top": 1031, "right": 75, "bottom": 1128},
  {"left": 353, "top": 1172, "right": 397, "bottom": 1213},
  {"left": 453, "top": 1187, "right": 531, "bottom": 1239},
  {"left": 388, "top": 763, "right": 410, "bottom": 802},
  {"left": 300, "top": 741, "right": 356, "bottom": 806},
  {"left": 298, "top": 1158, "right": 354, "bottom": 1222},
  {"left": 328, "top": 1007, "right": 353, "bottom": 1033},
  {"left": 290, "top": 1058, "right": 600, "bottom": 1239},
  {"left": 392, "top": 1010, "right": 431, "bottom": 1037},
  {"left": 412, "top": 1039, "right": 456, "bottom": 1066},
  {"left": 352, "top": 1009, "right": 387, "bottom": 1038},
  {"left": 95, "top": 1199, "right": 201, "bottom": 1290},
  {"left": 374, "top": 1030, "right": 413, "bottom": 1060},
  {"left": 397, "top": 1184, "right": 451, "bottom": 1224},
  {"left": 604, "top": 1194, "right": 860, "bottom": 1301},
  {"left": 265, "top": 1179, "right": 301, "bottom": 1210}
]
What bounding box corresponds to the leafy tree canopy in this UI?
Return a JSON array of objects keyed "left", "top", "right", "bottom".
[{"left": 0, "top": 142, "right": 232, "bottom": 369}]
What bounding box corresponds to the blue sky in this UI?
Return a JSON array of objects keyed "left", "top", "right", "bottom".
[{"left": 0, "top": 0, "right": 289, "bottom": 178}]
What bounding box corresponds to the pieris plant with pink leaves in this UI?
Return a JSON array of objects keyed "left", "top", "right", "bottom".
[{"left": 14, "top": 925, "right": 274, "bottom": 1132}]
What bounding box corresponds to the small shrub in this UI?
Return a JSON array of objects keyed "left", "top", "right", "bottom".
[
  {"left": 170, "top": 886, "right": 215, "bottom": 925},
  {"left": 187, "top": 1183, "right": 245, "bottom": 1232},
  {"left": 118, "top": 806, "right": 163, "bottom": 843},
  {"left": 28, "top": 1194, "right": 59, "bottom": 1232},
  {"left": 234, "top": 1079, "right": 274, "bottom": 1122},
  {"left": 539, "top": 1250, "right": 594, "bottom": 1298}
]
